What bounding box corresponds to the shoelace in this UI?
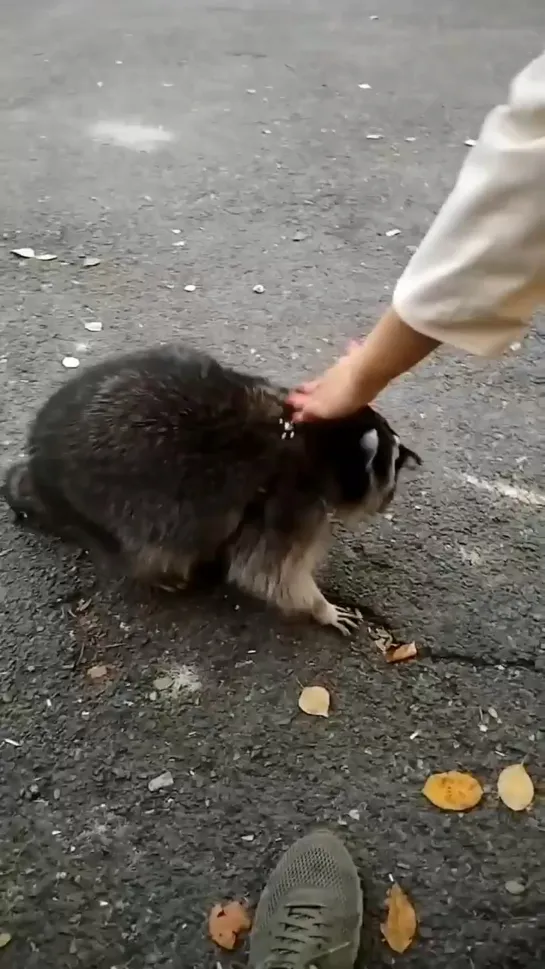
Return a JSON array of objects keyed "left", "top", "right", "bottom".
[{"left": 258, "top": 902, "right": 350, "bottom": 969}]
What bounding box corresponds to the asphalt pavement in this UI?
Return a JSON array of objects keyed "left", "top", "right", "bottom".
[{"left": 0, "top": 1, "right": 543, "bottom": 967}]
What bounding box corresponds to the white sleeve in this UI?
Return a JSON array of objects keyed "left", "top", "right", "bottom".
[{"left": 393, "top": 49, "right": 545, "bottom": 356}]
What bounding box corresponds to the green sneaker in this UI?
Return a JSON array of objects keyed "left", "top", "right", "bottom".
[{"left": 249, "top": 830, "right": 363, "bottom": 969}]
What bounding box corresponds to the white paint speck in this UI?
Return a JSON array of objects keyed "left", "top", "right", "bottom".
[
  {"left": 454, "top": 472, "right": 545, "bottom": 508},
  {"left": 62, "top": 357, "right": 80, "bottom": 369},
  {"left": 366, "top": 133, "right": 382, "bottom": 140},
  {"left": 172, "top": 240, "right": 186, "bottom": 247},
  {"left": 169, "top": 664, "right": 202, "bottom": 695},
  {"left": 89, "top": 121, "right": 175, "bottom": 152},
  {"left": 171, "top": 228, "right": 181, "bottom": 234},
  {"left": 358, "top": 83, "right": 372, "bottom": 90}
]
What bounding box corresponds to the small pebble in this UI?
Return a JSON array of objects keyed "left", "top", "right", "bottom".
[
  {"left": 184, "top": 284, "right": 196, "bottom": 292},
  {"left": 62, "top": 357, "right": 80, "bottom": 369},
  {"left": 358, "top": 83, "right": 371, "bottom": 90},
  {"left": 148, "top": 771, "right": 174, "bottom": 792},
  {"left": 82, "top": 256, "right": 101, "bottom": 268},
  {"left": 505, "top": 880, "right": 526, "bottom": 895},
  {"left": 385, "top": 228, "right": 401, "bottom": 238},
  {"left": 252, "top": 284, "right": 265, "bottom": 294},
  {"left": 153, "top": 676, "right": 173, "bottom": 691},
  {"left": 464, "top": 138, "right": 477, "bottom": 147},
  {"left": 84, "top": 321, "right": 103, "bottom": 332},
  {"left": 366, "top": 133, "right": 382, "bottom": 140}
]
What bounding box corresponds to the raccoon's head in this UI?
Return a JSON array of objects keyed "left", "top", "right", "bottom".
[{"left": 310, "top": 406, "right": 421, "bottom": 519}]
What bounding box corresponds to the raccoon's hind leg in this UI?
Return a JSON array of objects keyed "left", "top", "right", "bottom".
[
  {"left": 227, "top": 528, "right": 363, "bottom": 635},
  {"left": 124, "top": 542, "right": 194, "bottom": 593},
  {"left": 1, "top": 461, "right": 45, "bottom": 524}
]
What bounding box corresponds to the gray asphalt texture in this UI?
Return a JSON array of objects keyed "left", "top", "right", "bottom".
[{"left": 0, "top": 2, "right": 544, "bottom": 967}]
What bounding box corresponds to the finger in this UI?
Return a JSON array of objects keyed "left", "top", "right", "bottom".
[{"left": 289, "top": 380, "right": 319, "bottom": 396}]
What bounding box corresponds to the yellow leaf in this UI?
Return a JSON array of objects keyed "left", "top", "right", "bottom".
[
  {"left": 0, "top": 933, "right": 11, "bottom": 948},
  {"left": 208, "top": 900, "right": 252, "bottom": 951},
  {"left": 381, "top": 883, "right": 417, "bottom": 953},
  {"left": 386, "top": 642, "right": 418, "bottom": 664},
  {"left": 298, "top": 685, "right": 330, "bottom": 718},
  {"left": 423, "top": 771, "right": 483, "bottom": 811},
  {"left": 497, "top": 764, "right": 534, "bottom": 812}
]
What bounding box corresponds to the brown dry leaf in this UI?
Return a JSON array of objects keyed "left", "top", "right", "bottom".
[
  {"left": 86, "top": 664, "right": 109, "bottom": 681},
  {"left": 381, "top": 883, "right": 417, "bottom": 953},
  {"left": 298, "top": 685, "right": 330, "bottom": 718},
  {"left": 208, "top": 900, "right": 252, "bottom": 951},
  {"left": 423, "top": 771, "right": 483, "bottom": 811},
  {"left": 497, "top": 763, "right": 534, "bottom": 812},
  {"left": 386, "top": 642, "right": 418, "bottom": 664}
]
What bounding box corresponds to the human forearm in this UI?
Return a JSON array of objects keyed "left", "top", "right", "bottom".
[{"left": 394, "top": 49, "right": 545, "bottom": 355}]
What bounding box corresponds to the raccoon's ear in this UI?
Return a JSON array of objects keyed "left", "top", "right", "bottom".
[
  {"left": 360, "top": 428, "right": 379, "bottom": 470},
  {"left": 399, "top": 444, "right": 422, "bottom": 470}
]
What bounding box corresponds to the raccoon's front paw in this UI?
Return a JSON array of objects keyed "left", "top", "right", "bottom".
[{"left": 320, "top": 601, "right": 363, "bottom": 636}]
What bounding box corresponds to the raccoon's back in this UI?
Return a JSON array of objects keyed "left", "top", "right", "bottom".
[{"left": 28, "top": 344, "right": 286, "bottom": 497}]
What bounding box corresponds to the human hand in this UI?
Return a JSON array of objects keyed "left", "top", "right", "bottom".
[{"left": 287, "top": 341, "right": 374, "bottom": 422}]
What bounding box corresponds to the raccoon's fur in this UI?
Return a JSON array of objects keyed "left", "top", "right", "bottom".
[{"left": 2, "top": 344, "right": 421, "bottom": 634}]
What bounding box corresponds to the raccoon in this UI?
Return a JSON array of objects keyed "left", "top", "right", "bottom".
[{"left": 2, "top": 344, "right": 421, "bottom": 634}]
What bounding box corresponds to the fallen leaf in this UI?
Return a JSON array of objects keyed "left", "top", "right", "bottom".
[
  {"left": 11, "top": 247, "right": 35, "bottom": 258},
  {"left": 86, "top": 664, "right": 109, "bottom": 681},
  {"left": 381, "top": 883, "right": 417, "bottom": 953},
  {"left": 0, "top": 933, "right": 11, "bottom": 948},
  {"left": 209, "top": 901, "right": 251, "bottom": 951},
  {"left": 35, "top": 252, "right": 57, "bottom": 261},
  {"left": 386, "top": 642, "right": 418, "bottom": 664},
  {"left": 298, "top": 685, "right": 330, "bottom": 718},
  {"left": 423, "top": 771, "right": 483, "bottom": 811},
  {"left": 497, "top": 764, "right": 534, "bottom": 812}
]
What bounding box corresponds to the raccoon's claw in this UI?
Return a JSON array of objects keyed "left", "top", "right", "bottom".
[
  {"left": 154, "top": 579, "right": 188, "bottom": 594},
  {"left": 325, "top": 604, "right": 363, "bottom": 636}
]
